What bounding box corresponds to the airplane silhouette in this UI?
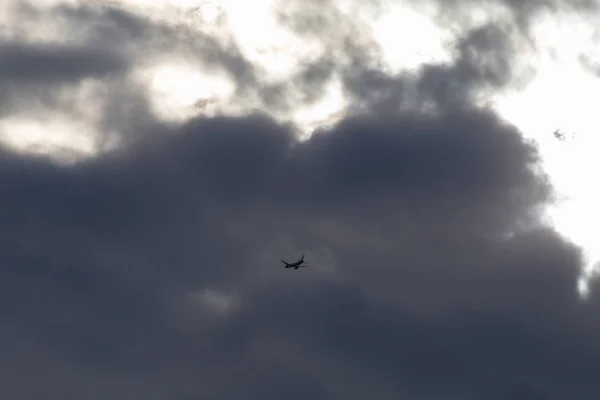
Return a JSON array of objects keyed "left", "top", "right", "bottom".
[{"left": 281, "top": 255, "right": 307, "bottom": 269}]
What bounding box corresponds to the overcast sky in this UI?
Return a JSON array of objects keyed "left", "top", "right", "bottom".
[{"left": 2, "top": 0, "right": 600, "bottom": 398}]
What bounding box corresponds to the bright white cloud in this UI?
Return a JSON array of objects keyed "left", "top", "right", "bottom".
[
  {"left": 371, "top": 3, "right": 454, "bottom": 73},
  {"left": 0, "top": 116, "right": 99, "bottom": 162},
  {"left": 137, "top": 61, "right": 236, "bottom": 121}
]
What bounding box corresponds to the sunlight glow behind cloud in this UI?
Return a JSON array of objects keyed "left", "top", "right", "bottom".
[
  {"left": 140, "top": 62, "right": 236, "bottom": 121},
  {"left": 371, "top": 3, "right": 453, "bottom": 73}
]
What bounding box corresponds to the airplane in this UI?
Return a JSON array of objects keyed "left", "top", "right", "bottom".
[{"left": 281, "top": 255, "right": 307, "bottom": 270}]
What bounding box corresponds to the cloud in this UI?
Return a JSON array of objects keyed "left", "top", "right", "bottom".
[
  {"left": 424, "top": 0, "right": 599, "bottom": 34},
  {"left": 0, "top": 2, "right": 263, "bottom": 146},
  {"left": 2, "top": 0, "right": 600, "bottom": 399},
  {"left": 2, "top": 99, "right": 599, "bottom": 398},
  {"left": 0, "top": 0, "right": 533, "bottom": 141},
  {"left": 0, "top": 41, "right": 128, "bottom": 83},
  {"left": 0, "top": 4, "right": 154, "bottom": 143}
]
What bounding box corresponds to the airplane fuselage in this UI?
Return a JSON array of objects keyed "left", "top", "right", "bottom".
[
  {"left": 285, "top": 261, "right": 303, "bottom": 268},
  {"left": 282, "top": 256, "right": 306, "bottom": 269}
]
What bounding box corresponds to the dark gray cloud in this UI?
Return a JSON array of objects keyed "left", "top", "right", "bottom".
[
  {"left": 0, "top": 41, "right": 128, "bottom": 83},
  {"left": 2, "top": 1, "right": 600, "bottom": 399},
  {"left": 38, "top": 2, "right": 260, "bottom": 93},
  {"left": 2, "top": 101, "right": 599, "bottom": 399},
  {"left": 0, "top": 38, "right": 135, "bottom": 122}
]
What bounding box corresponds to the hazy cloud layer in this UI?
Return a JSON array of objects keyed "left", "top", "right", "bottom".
[{"left": 2, "top": 1, "right": 600, "bottom": 399}]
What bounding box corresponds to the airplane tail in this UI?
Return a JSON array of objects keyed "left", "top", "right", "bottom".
[{"left": 300, "top": 254, "right": 304, "bottom": 261}]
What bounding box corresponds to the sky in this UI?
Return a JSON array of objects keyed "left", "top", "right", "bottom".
[{"left": 2, "top": 0, "right": 600, "bottom": 398}]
